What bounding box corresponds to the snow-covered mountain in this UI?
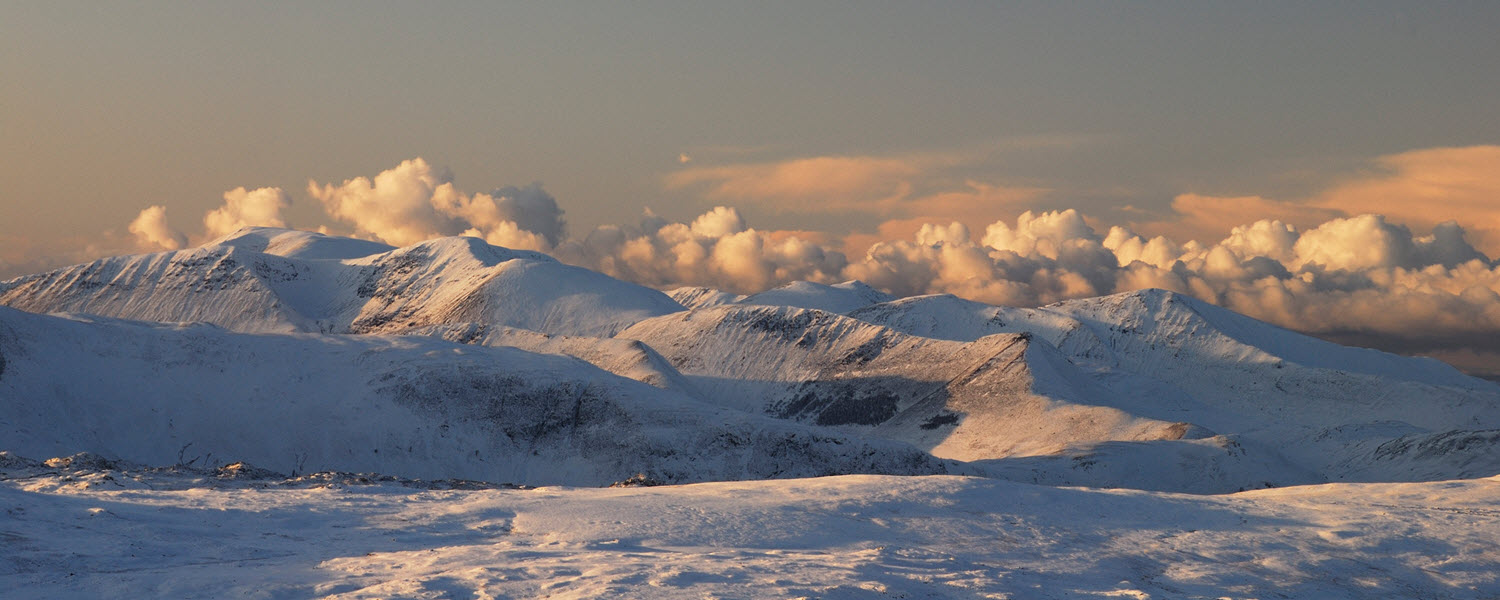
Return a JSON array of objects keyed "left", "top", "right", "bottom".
[
  {"left": 737, "top": 280, "right": 895, "bottom": 313},
  {"left": 5, "top": 230, "right": 1500, "bottom": 493},
  {"left": 846, "top": 289, "right": 1500, "bottom": 484},
  {"left": 0, "top": 306, "right": 945, "bottom": 486},
  {"left": 0, "top": 227, "right": 685, "bottom": 337},
  {"left": 667, "top": 286, "right": 744, "bottom": 309},
  {"left": 669, "top": 280, "right": 893, "bottom": 314},
  {"left": 618, "top": 304, "right": 1197, "bottom": 462}
]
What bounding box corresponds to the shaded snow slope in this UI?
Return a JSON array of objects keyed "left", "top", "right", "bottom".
[
  {"left": 5, "top": 466, "right": 1498, "bottom": 599},
  {"left": 414, "top": 322, "right": 701, "bottom": 396},
  {"left": 737, "top": 280, "right": 894, "bottom": 314},
  {"left": 0, "top": 228, "right": 684, "bottom": 337},
  {"left": 0, "top": 307, "right": 945, "bottom": 486}
]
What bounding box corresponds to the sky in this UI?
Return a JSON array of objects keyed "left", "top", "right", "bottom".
[{"left": 4, "top": 2, "right": 1500, "bottom": 372}]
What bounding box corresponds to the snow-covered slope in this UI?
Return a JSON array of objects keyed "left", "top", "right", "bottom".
[
  {"left": 6, "top": 227, "right": 1500, "bottom": 493},
  {"left": 206, "top": 226, "right": 395, "bottom": 260},
  {"left": 736, "top": 280, "right": 894, "bottom": 314},
  {"left": 0, "top": 306, "right": 945, "bottom": 486},
  {"left": 666, "top": 286, "right": 744, "bottom": 309},
  {"left": 0, "top": 228, "right": 685, "bottom": 337},
  {"left": 414, "top": 322, "right": 701, "bottom": 396},
  {"left": 619, "top": 305, "right": 1199, "bottom": 463},
  {"left": 850, "top": 289, "right": 1500, "bottom": 484}
]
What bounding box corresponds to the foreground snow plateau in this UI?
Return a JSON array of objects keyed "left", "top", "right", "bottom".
[{"left": 3, "top": 461, "right": 1497, "bottom": 599}]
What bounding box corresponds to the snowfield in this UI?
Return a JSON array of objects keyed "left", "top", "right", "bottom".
[
  {"left": 3, "top": 459, "right": 1497, "bottom": 599},
  {"left": 5, "top": 228, "right": 1500, "bottom": 597}
]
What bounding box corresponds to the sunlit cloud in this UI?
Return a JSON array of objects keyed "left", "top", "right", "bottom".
[
  {"left": 1132, "top": 193, "right": 1346, "bottom": 243},
  {"left": 1312, "top": 145, "right": 1500, "bottom": 254},
  {"left": 554, "top": 206, "right": 846, "bottom": 294},
  {"left": 307, "top": 158, "right": 564, "bottom": 250},
  {"left": 665, "top": 155, "right": 926, "bottom": 213},
  {"left": 202, "top": 187, "right": 292, "bottom": 240},
  {"left": 128, "top": 205, "right": 186, "bottom": 251}
]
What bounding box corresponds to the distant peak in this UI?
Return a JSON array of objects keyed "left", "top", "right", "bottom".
[
  {"left": 204, "top": 227, "right": 395, "bottom": 260},
  {"left": 401, "top": 235, "right": 555, "bottom": 266}
]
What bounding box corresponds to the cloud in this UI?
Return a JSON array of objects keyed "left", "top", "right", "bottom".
[
  {"left": 128, "top": 205, "right": 186, "bottom": 251},
  {"left": 203, "top": 187, "right": 292, "bottom": 239},
  {"left": 841, "top": 208, "right": 1500, "bottom": 359},
  {"left": 80, "top": 150, "right": 1500, "bottom": 373},
  {"left": 666, "top": 151, "right": 1047, "bottom": 215},
  {"left": 1129, "top": 146, "right": 1500, "bottom": 254},
  {"left": 666, "top": 155, "right": 924, "bottom": 213},
  {"left": 307, "top": 158, "right": 564, "bottom": 250},
  {"left": 1312, "top": 145, "right": 1500, "bottom": 254},
  {"left": 554, "top": 206, "right": 847, "bottom": 294},
  {"left": 1134, "top": 193, "right": 1345, "bottom": 243}
]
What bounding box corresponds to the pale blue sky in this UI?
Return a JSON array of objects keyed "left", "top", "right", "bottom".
[{"left": 4, "top": 1, "right": 1498, "bottom": 246}]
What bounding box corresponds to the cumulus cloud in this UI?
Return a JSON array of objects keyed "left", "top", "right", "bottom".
[
  {"left": 307, "top": 158, "right": 564, "bottom": 250},
  {"left": 842, "top": 208, "right": 1500, "bottom": 359},
  {"left": 1135, "top": 193, "right": 1345, "bottom": 243},
  {"left": 1314, "top": 145, "right": 1500, "bottom": 253},
  {"left": 128, "top": 205, "right": 187, "bottom": 251},
  {"left": 203, "top": 187, "right": 291, "bottom": 239},
  {"left": 554, "top": 206, "right": 847, "bottom": 294}
]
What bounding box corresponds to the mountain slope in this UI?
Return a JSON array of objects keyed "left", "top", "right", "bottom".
[
  {"left": 0, "top": 228, "right": 685, "bottom": 337},
  {"left": 0, "top": 306, "right": 945, "bottom": 486},
  {"left": 618, "top": 305, "right": 1199, "bottom": 462},
  {"left": 849, "top": 289, "right": 1500, "bottom": 481},
  {"left": 737, "top": 280, "right": 895, "bottom": 314}
]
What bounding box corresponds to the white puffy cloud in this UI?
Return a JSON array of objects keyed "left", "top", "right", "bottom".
[
  {"left": 555, "top": 206, "right": 847, "bottom": 294},
  {"left": 128, "top": 205, "right": 186, "bottom": 251},
  {"left": 842, "top": 209, "right": 1500, "bottom": 358},
  {"left": 307, "top": 158, "right": 564, "bottom": 250},
  {"left": 1313, "top": 145, "right": 1500, "bottom": 254},
  {"left": 203, "top": 187, "right": 291, "bottom": 239}
]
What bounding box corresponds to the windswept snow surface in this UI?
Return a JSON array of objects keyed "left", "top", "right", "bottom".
[{"left": 3, "top": 460, "right": 1498, "bottom": 600}]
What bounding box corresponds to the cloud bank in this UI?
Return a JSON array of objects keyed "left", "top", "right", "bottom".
[
  {"left": 308, "top": 158, "right": 565, "bottom": 250},
  {"left": 81, "top": 147, "right": 1500, "bottom": 373}
]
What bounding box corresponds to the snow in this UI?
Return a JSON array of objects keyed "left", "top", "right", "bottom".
[
  {"left": 206, "top": 226, "right": 395, "bottom": 260},
  {"left": 0, "top": 306, "right": 945, "bottom": 487},
  {"left": 666, "top": 286, "right": 742, "bottom": 309},
  {"left": 0, "top": 228, "right": 684, "bottom": 338},
  {"left": 6, "top": 233, "right": 1500, "bottom": 597},
  {"left": 737, "top": 280, "right": 895, "bottom": 314},
  {"left": 4, "top": 461, "right": 1498, "bottom": 599}
]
